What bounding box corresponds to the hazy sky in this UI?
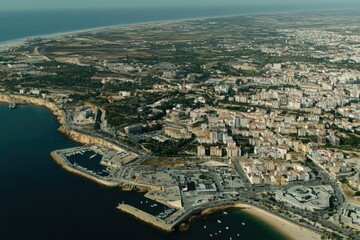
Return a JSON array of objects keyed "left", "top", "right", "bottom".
[{"left": 1, "top": 0, "right": 359, "bottom": 10}]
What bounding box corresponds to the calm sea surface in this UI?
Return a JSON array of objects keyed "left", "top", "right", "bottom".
[
  {"left": 0, "top": 103, "right": 288, "bottom": 239},
  {"left": 1, "top": 4, "right": 359, "bottom": 43},
  {"left": 1, "top": 4, "right": 348, "bottom": 239}
]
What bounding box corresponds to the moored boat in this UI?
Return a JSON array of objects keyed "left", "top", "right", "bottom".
[{"left": 9, "top": 102, "right": 16, "bottom": 110}]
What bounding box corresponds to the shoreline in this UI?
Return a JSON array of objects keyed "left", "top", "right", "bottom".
[
  {"left": 197, "top": 203, "right": 321, "bottom": 240},
  {"left": 0, "top": 94, "right": 126, "bottom": 151},
  {"left": 235, "top": 204, "right": 321, "bottom": 240},
  {"left": 1, "top": 7, "right": 358, "bottom": 50},
  {"left": 0, "top": 95, "right": 322, "bottom": 239}
]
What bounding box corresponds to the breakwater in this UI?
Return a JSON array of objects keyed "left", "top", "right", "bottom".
[
  {"left": 50, "top": 150, "right": 119, "bottom": 187},
  {"left": 117, "top": 204, "right": 175, "bottom": 232},
  {"left": 0, "top": 99, "right": 297, "bottom": 240}
]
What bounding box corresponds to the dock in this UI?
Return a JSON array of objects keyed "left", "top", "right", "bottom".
[
  {"left": 117, "top": 204, "right": 175, "bottom": 232},
  {"left": 50, "top": 148, "right": 119, "bottom": 187}
]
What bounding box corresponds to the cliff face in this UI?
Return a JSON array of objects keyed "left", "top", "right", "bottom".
[
  {"left": 0, "top": 93, "right": 120, "bottom": 151},
  {"left": 58, "top": 126, "right": 122, "bottom": 151},
  {"left": 0, "top": 94, "right": 65, "bottom": 124}
]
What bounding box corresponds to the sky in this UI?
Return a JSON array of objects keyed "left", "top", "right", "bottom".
[{"left": 1, "top": 0, "right": 360, "bottom": 10}]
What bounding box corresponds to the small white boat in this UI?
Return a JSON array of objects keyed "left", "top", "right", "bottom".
[
  {"left": 210, "top": 234, "right": 212, "bottom": 237},
  {"left": 9, "top": 102, "right": 16, "bottom": 109},
  {"left": 226, "top": 226, "right": 229, "bottom": 230},
  {"left": 217, "top": 220, "right": 222, "bottom": 224},
  {"left": 223, "top": 211, "right": 228, "bottom": 215},
  {"left": 242, "top": 222, "right": 245, "bottom": 226},
  {"left": 204, "top": 225, "right": 207, "bottom": 229}
]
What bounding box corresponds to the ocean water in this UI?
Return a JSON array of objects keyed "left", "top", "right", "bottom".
[
  {"left": 0, "top": 103, "right": 288, "bottom": 239},
  {"left": 1, "top": 4, "right": 353, "bottom": 239},
  {"left": 1, "top": 4, "right": 360, "bottom": 43}
]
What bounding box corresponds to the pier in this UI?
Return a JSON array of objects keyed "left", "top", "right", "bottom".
[
  {"left": 51, "top": 147, "right": 120, "bottom": 187},
  {"left": 117, "top": 204, "right": 176, "bottom": 232}
]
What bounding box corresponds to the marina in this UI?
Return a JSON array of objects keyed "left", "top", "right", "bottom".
[{"left": 0, "top": 103, "right": 288, "bottom": 240}]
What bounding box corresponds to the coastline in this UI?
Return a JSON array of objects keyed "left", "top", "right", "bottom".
[
  {"left": 0, "top": 14, "right": 223, "bottom": 50},
  {"left": 0, "top": 8, "right": 357, "bottom": 239},
  {"left": 0, "top": 94, "right": 127, "bottom": 151},
  {"left": 235, "top": 204, "right": 321, "bottom": 240},
  {"left": 198, "top": 204, "right": 321, "bottom": 240},
  {"left": 0, "top": 94, "right": 134, "bottom": 186},
  {"left": 0, "top": 7, "right": 357, "bottom": 51},
  {"left": 0, "top": 94, "right": 322, "bottom": 239}
]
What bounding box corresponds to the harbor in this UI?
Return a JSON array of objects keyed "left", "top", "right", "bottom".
[
  {"left": 50, "top": 145, "right": 139, "bottom": 187},
  {"left": 50, "top": 144, "right": 255, "bottom": 233},
  {"left": 0, "top": 95, "right": 325, "bottom": 239},
  {"left": 2, "top": 3, "right": 358, "bottom": 238},
  {"left": 49, "top": 143, "right": 322, "bottom": 237}
]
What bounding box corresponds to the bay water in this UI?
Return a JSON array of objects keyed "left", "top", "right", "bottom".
[{"left": 0, "top": 104, "right": 288, "bottom": 239}]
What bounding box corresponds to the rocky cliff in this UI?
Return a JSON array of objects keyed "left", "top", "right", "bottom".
[
  {"left": 0, "top": 94, "right": 65, "bottom": 124},
  {"left": 58, "top": 126, "right": 123, "bottom": 151},
  {"left": 0, "top": 93, "right": 121, "bottom": 151}
]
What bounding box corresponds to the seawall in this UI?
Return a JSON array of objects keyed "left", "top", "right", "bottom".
[
  {"left": 117, "top": 204, "right": 174, "bottom": 232},
  {"left": 50, "top": 151, "right": 119, "bottom": 187}
]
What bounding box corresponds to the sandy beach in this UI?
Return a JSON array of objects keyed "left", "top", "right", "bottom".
[
  {"left": 0, "top": 15, "right": 212, "bottom": 51},
  {"left": 0, "top": 9, "right": 345, "bottom": 240},
  {"left": 200, "top": 203, "right": 322, "bottom": 240},
  {"left": 235, "top": 204, "right": 321, "bottom": 240},
  {"left": 0, "top": 8, "right": 317, "bottom": 51}
]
